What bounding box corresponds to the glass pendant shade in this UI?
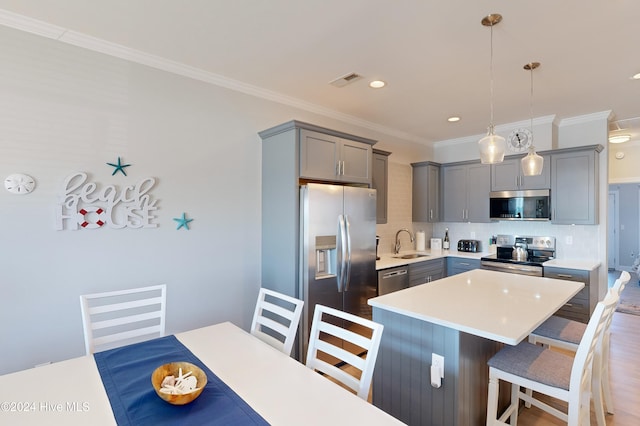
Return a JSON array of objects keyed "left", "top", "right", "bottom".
[
  {"left": 479, "top": 128, "right": 506, "bottom": 164},
  {"left": 521, "top": 147, "right": 544, "bottom": 176}
]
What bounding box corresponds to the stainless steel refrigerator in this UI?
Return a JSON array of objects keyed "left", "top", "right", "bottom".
[{"left": 299, "top": 183, "right": 377, "bottom": 360}]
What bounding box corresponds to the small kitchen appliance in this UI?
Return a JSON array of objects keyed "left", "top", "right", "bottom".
[{"left": 481, "top": 235, "right": 555, "bottom": 276}]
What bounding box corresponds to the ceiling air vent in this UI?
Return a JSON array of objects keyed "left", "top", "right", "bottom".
[{"left": 329, "top": 72, "right": 362, "bottom": 88}]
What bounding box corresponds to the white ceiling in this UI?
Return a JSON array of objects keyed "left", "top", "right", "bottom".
[{"left": 0, "top": 0, "right": 638, "bottom": 145}]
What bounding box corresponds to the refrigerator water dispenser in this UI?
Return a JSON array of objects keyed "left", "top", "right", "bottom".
[{"left": 315, "top": 235, "right": 337, "bottom": 279}]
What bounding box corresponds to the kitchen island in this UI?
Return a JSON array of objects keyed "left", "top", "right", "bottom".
[{"left": 368, "top": 268, "right": 583, "bottom": 426}]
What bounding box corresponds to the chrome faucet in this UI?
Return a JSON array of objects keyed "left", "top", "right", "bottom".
[{"left": 394, "top": 229, "right": 414, "bottom": 254}]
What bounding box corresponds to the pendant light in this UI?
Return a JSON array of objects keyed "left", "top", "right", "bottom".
[
  {"left": 478, "top": 14, "right": 506, "bottom": 164},
  {"left": 521, "top": 62, "right": 544, "bottom": 176}
]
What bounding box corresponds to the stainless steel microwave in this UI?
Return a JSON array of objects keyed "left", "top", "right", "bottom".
[{"left": 489, "top": 189, "right": 550, "bottom": 221}]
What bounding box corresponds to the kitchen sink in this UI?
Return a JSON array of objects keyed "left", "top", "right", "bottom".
[{"left": 393, "top": 254, "right": 429, "bottom": 259}]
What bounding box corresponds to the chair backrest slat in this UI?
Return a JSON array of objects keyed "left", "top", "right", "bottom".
[
  {"left": 80, "top": 284, "right": 166, "bottom": 355},
  {"left": 305, "top": 304, "right": 384, "bottom": 400},
  {"left": 250, "top": 288, "right": 304, "bottom": 356}
]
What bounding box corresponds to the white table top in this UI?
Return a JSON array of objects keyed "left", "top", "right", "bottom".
[
  {"left": 368, "top": 269, "right": 584, "bottom": 345},
  {"left": 0, "top": 322, "right": 403, "bottom": 425}
]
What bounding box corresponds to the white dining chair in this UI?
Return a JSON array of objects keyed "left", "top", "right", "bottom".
[
  {"left": 486, "top": 291, "right": 618, "bottom": 426},
  {"left": 305, "top": 304, "right": 384, "bottom": 400},
  {"left": 80, "top": 284, "right": 167, "bottom": 355},
  {"left": 527, "top": 271, "right": 630, "bottom": 425},
  {"left": 250, "top": 288, "right": 304, "bottom": 356}
]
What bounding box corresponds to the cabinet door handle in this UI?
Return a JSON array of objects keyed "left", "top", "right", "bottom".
[
  {"left": 557, "top": 274, "right": 574, "bottom": 278},
  {"left": 430, "top": 209, "right": 433, "bottom": 220},
  {"left": 341, "top": 160, "right": 345, "bottom": 176},
  {"left": 336, "top": 162, "right": 340, "bottom": 176},
  {"left": 460, "top": 262, "right": 470, "bottom": 266},
  {"left": 516, "top": 176, "right": 519, "bottom": 187},
  {"left": 564, "top": 303, "right": 573, "bottom": 307}
]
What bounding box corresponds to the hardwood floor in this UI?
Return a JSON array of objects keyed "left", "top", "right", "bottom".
[{"left": 516, "top": 310, "right": 640, "bottom": 425}]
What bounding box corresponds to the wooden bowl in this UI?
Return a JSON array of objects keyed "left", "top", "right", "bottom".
[{"left": 151, "top": 362, "right": 207, "bottom": 405}]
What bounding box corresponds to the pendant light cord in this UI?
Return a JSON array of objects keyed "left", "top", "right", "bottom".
[
  {"left": 529, "top": 64, "right": 534, "bottom": 145},
  {"left": 489, "top": 23, "right": 495, "bottom": 130}
]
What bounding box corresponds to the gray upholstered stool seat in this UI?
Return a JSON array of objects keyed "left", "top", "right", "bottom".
[
  {"left": 488, "top": 341, "right": 572, "bottom": 390},
  {"left": 531, "top": 315, "right": 586, "bottom": 346}
]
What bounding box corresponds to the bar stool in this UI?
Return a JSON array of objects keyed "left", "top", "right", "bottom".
[
  {"left": 486, "top": 292, "right": 618, "bottom": 425},
  {"left": 527, "top": 271, "right": 630, "bottom": 425}
]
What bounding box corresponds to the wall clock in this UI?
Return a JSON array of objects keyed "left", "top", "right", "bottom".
[
  {"left": 4, "top": 173, "right": 36, "bottom": 194},
  {"left": 507, "top": 128, "right": 533, "bottom": 153}
]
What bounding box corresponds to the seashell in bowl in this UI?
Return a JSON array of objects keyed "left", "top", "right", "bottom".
[{"left": 151, "top": 362, "right": 207, "bottom": 405}]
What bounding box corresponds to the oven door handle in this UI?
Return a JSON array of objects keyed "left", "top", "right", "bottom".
[{"left": 481, "top": 261, "right": 542, "bottom": 276}]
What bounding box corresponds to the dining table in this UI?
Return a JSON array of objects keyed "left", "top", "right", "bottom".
[{"left": 0, "top": 321, "right": 404, "bottom": 425}]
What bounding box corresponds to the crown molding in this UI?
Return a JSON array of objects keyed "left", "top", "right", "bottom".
[
  {"left": 558, "top": 111, "right": 613, "bottom": 127},
  {"left": 0, "top": 9, "right": 427, "bottom": 145},
  {"left": 432, "top": 115, "right": 558, "bottom": 148}
]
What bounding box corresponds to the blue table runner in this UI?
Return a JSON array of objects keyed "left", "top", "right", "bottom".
[{"left": 94, "top": 335, "right": 269, "bottom": 426}]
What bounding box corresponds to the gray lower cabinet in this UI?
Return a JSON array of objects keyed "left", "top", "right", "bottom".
[
  {"left": 442, "top": 162, "right": 491, "bottom": 223},
  {"left": 491, "top": 155, "right": 551, "bottom": 191},
  {"left": 373, "top": 149, "right": 390, "bottom": 224},
  {"left": 544, "top": 266, "right": 598, "bottom": 323},
  {"left": 409, "top": 258, "right": 445, "bottom": 286},
  {"left": 447, "top": 257, "right": 480, "bottom": 276},
  {"left": 551, "top": 146, "right": 602, "bottom": 225},
  {"left": 412, "top": 161, "right": 441, "bottom": 222},
  {"left": 299, "top": 128, "right": 373, "bottom": 184}
]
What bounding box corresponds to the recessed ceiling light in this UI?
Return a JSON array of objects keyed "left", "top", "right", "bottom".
[
  {"left": 632, "top": 73, "right": 640, "bottom": 80},
  {"left": 447, "top": 116, "right": 461, "bottom": 122},
  {"left": 369, "top": 80, "right": 386, "bottom": 89},
  {"left": 609, "top": 134, "right": 631, "bottom": 144}
]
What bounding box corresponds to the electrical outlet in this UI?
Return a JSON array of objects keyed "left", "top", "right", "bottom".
[
  {"left": 565, "top": 236, "right": 573, "bottom": 245},
  {"left": 432, "top": 353, "right": 444, "bottom": 378},
  {"left": 470, "top": 231, "right": 476, "bottom": 239}
]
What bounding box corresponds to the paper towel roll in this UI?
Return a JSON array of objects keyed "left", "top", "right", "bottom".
[{"left": 416, "top": 231, "right": 425, "bottom": 251}]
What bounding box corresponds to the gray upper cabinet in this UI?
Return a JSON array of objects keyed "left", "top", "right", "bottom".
[
  {"left": 373, "top": 149, "right": 390, "bottom": 224},
  {"left": 411, "top": 162, "right": 440, "bottom": 222},
  {"left": 491, "top": 156, "right": 550, "bottom": 191},
  {"left": 551, "top": 145, "right": 602, "bottom": 225},
  {"left": 442, "top": 162, "right": 490, "bottom": 223},
  {"left": 300, "top": 128, "right": 373, "bottom": 184}
]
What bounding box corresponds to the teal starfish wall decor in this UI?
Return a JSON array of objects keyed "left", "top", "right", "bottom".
[
  {"left": 173, "top": 213, "right": 194, "bottom": 230},
  {"left": 106, "top": 157, "right": 131, "bottom": 176}
]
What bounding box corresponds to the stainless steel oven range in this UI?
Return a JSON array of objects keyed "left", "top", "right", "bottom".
[{"left": 480, "top": 235, "right": 556, "bottom": 277}]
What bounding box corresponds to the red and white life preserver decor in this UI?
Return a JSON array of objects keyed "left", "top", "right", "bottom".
[{"left": 77, "top": 207, "right": 106, "bottom": 229}]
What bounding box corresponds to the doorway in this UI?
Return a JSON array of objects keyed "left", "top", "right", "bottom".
[{"left": 608, "top": 190, "right": 618, "bottom": 270}]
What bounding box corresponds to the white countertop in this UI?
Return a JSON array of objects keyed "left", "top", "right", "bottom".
[
  {"left": 543, "top": 259, "right": 602, "bottom": 271},
  {"left": 377, "top": 250, "right": 601, "bottom": 273},
  {"left": 376, "top": 250, "right": 486, "bottom": 270},
  {"left": 368, "top": 269, "right": 584, "bottom": 345}
]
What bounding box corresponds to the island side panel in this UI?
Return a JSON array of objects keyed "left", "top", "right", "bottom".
[
  {"left": 457, "top": 331, "right": 504, "bottom": 425},
  {"left": 372, "top": 307, "right": 460, "bottom": 426},
  {"left": 372, "top": 307, "right": 506, "bottom": 425}
]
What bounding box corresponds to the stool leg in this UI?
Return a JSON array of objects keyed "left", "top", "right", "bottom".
[
  {"left": 509, "top": 383, "right": 520, "bottom": 426},
  {"left": 602, "top": 337, "right": 615, "bottom": 414},
  {"left": 486, "top": 370, "right": 499, "bottom": 426}
]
